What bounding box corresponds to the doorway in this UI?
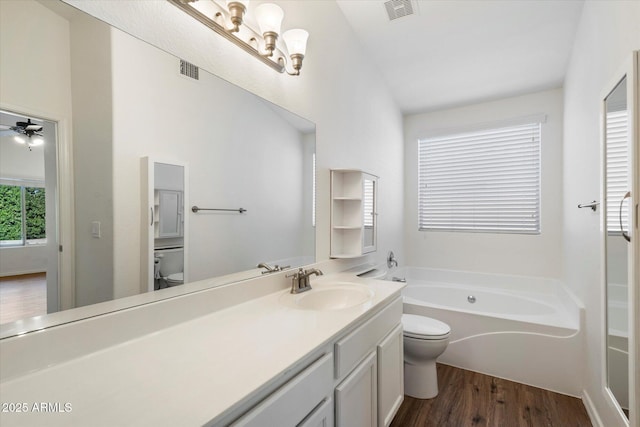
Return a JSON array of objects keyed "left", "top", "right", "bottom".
[{"left": 0, "top": 109, "right": 59, "bottom": 324}]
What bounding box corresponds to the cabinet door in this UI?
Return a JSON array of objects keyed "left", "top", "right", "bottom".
[
  {"left": 335, "top": 351, "right": 377, "bottom": 427},
  {"left": 158, "top": 190, "right": 182, "bottom": 238},
  {"left": 377, "top": 324, "right": 404, "bottom": 427}
]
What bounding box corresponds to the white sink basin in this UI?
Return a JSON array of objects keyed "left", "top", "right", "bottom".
[{"left": 281, "top": 282, "right": 374, "bottom": 311}]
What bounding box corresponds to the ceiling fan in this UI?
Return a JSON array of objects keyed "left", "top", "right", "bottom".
[{"left": 0, "top": 118, "right": 44, "bottom": 150}]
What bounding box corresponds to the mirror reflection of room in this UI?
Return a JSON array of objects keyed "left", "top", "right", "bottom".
[
  {"left": 0, "top": 0, "right": 315, "bottom": 328},
  {"left": 0, "top": 111, "right": 58, "bottom": 325},
  {"left": 153, "top": 163, "right": 185, "bottom": 290},
  {"left": 604, "top": 75, "right": 630, "bottom": 419}
]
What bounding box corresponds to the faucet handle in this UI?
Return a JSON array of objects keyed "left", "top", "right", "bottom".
[{"left": 286, "top": 267, "right": 304, "bottom": 279}]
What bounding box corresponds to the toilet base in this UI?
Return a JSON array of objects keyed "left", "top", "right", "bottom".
[{"left": 404, "top": 360, "right": 438, "bottom": 399}]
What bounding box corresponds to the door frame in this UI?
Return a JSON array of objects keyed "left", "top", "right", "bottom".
[
  {"left": 1, "top": 101, "right": 75, "bottom": 313},
  {"left": 600, "top": 51, "right": 638, "bottom": 427}
]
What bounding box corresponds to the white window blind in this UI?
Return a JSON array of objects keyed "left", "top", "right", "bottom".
[
  {"left": 418, "top": 122, "right": 541, "bottom": 234},
  {"left": 364, "top": 179, "right": 374, "bottom": 227},
  {"left": 312, "top": 153, "right": 316, "bottom": 227},
  {"left": 606, "top": 110, "right": 629, "bottom": 234}
]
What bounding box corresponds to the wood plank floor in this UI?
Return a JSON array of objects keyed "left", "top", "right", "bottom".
[
  {"left": 0, "top": 273, "right": 46, "bottom": 325},
  {"left": 391, "top": 364, "right": 592, "bottom": 427}
]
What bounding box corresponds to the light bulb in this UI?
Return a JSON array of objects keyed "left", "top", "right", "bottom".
[
  {"left": 30, "top": 137, "right": 44, "bottom": 147},
  {"left": 282, "top": 29, "right": 309, "bottom": 56},
  {"left": 14, "top": 135, "right": 26, "bottom": 144},
  {"left": 255, "top": 3, "right": 284, "bottom": 35}
]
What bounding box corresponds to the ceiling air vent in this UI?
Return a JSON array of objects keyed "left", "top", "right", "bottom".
[
  {"left": 384, "top": 0, "right": 414, "bottom": 21},
  {"left": 180, "top": 59, "right": 199, "bottom": 80}
]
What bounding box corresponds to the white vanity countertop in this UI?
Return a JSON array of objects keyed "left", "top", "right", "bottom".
[{"left": 0, "top": 273, "right": 404, "bottom": 426}]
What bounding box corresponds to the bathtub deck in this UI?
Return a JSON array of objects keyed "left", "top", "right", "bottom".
[{"left": 391, "top": 364, "right": 592, "bottom": 427}]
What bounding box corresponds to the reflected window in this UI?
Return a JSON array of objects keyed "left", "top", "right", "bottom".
[
  {"left": 0, "top": 183, "right": 46, "bottom": 246},
  {"left": 605, "top": 109, "right": 628, "bottom": 234}
]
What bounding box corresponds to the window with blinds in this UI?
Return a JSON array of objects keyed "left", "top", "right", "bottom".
[
  {"left": 364, "top": 179, "right": 374, "bottom": 227},
  {"left": 418, "top": 122, "right": 541, "bottom": 234},
  {"left": 606, "top": 110, "right": 628, "bottom": 234}
]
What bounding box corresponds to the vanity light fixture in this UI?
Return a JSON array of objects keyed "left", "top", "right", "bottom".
[{"left": 169, "top": 0, "right": 309, "bottom": 76}]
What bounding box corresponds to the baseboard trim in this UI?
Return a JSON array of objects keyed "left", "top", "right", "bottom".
[
  {"left": 0, "top": 270, "right": 46, "bottom": 278},
  {"left": 582, "top": 389, "right": 604, "bottom": 427}
]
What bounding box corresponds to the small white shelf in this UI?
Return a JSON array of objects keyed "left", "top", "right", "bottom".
[
  {"left": 330, "top": 169, "right": 378, "bottom": 258},
  {"left": 329, "top": 253, "right": 364, "bottom": 259},
  {"left": 333, "top": 197, "right": 362, "bottom": 201}
]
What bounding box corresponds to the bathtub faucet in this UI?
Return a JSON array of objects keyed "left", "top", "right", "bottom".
[{"left": 387, "top": 251, "right": 399, "bottom": 268}]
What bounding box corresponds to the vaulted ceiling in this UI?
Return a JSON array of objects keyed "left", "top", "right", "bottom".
[{"left": 336, "top": 0, "right": 585, "bottom": 114}]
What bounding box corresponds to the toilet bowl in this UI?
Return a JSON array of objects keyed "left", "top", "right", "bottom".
[
  {"left": 165, "top": 272, "right": 184, "bottom": 286},
  {"left": 402, "top": 313, "right": 451, "bottom": 399},
  {"left": 154, "top": 247, "right": 184, "bottom": 288}
]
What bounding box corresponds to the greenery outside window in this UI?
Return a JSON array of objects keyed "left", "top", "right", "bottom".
[{"left": 0, "top": 183, "right": 46, "bottom": 246}]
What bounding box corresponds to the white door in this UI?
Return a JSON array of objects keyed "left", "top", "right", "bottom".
[{"left": 602, "top": 50, "right": 638, "bottom": 426}]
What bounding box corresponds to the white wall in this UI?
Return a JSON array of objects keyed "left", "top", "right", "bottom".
[
  {"left": 0, "top": 1, "right": 71, "bottom": 288},
  {"left": 0, "top": 1, "right": 72, "bottom": 119},
  {"left": 69, "top": 15, "right": 115, "bottom": 307},
  {"left": 403, "top": 89, "right": 564, "bottom": 278},
  {"left": 64, "top": 0, "right": 405, "bottom": 274},
  {"left": 562, "top": 1, "right": 640, "bottom": 425}
]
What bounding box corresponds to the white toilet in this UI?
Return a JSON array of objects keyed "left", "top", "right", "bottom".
[
  {"left": 401, "top": 313, "right": 451, "bottom": 399},
  {"left": 155, "top": 247, "right": 184, "bottom": 287}
]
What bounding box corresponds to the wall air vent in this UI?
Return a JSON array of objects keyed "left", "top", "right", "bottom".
[
  {"left": 180, "top": 59, "right": 199, "bottom": 80},
  {"left": 384, "top": 0, "right": 415, "bottom": 21}
]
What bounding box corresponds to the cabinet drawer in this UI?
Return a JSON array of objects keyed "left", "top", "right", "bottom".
[
  {"left": 299, "top": 397, "right": 334, "bottom": 427},
  {"left": 232, "top": 353, "right": 333, "bottom": 427},
  {"left": 334, "top": 297, "right": 402, "bottom": 379}
]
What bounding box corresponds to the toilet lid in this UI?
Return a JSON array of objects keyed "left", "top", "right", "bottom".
[
  {"left": 402, "top": 314, "right": 450, "bottom": 339},
  {"left": 167, "top": 272, "right": 183, "bottom": 282}
]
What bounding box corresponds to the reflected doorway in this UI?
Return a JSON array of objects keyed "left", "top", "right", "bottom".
[{"left": 0, "top": 110, "right": 59, "bottom": 324}]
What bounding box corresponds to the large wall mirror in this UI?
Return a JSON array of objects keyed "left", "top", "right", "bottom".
[
  {"left": 602, "top": 51, "right": 638, "bottom": 424},
  {"left": 0, "top": 0, "right": 315, "bottom": 338}
]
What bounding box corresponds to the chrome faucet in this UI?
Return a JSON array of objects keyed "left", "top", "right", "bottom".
[
  {"left": 387, "top": 251, "right": 399, "bottom": 268},
  {"left": 286, "top": 268, "right": 323, "bottom": 294},
  {"left": 257, "top": 262, "right": 281, "bottom": 274}
]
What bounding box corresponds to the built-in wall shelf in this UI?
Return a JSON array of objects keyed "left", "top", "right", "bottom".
[{"left": 330, "top": 169, "right": 378, "bottom": 258}]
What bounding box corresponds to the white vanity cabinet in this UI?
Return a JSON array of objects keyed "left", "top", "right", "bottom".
[
  {"left": 226, "top": 296, "right": 403, "bottom": 427},
  {"left": 330, "top": 169, "right": 378, "bottom": 258},
  {"left": 334, "top": 296, "right": 404, "bottom": 427}
]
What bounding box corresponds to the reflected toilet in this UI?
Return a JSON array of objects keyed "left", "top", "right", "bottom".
[{"left": 155, "top": 247, "right": 184, "bottom": 288}]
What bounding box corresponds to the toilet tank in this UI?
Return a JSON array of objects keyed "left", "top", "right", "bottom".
[{"left": 155, "top": 247, "right": 184, "bottom": 277}]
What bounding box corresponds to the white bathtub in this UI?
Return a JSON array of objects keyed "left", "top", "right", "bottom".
[{"left": 389, "top": 267, "right": 584, "bottom": 396}]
